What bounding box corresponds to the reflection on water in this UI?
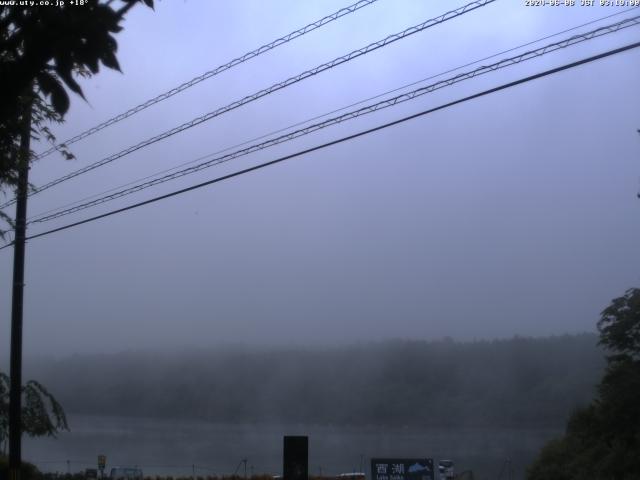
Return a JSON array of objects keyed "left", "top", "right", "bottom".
[{"left": 24, "top": 415, "right": 560, "bottom": 480}]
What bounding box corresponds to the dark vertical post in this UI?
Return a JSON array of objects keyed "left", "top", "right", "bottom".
[
  {"left": 283, "top": 436, "right": 308, "bottom": 480},
  {"left": 8, "top": 94, "right": 32, "bottom": 480}
]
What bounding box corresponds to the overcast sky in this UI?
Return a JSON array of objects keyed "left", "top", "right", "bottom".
[{"left": 1, "top": 0, "right": 639, "bottom": 357}]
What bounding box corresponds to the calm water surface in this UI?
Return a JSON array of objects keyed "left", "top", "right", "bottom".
[{"left": 24, "top": 415, "right": 560, "bottom": 480}]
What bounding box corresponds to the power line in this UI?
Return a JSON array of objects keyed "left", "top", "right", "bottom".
[
  {"left": 33, "top": 0, "right": 383, "bottom": 161},
  {"left": 0, "top": 0, "right": 495, "bottom": 210},
  {"left": 29, "top": 460, "right": 221, "bottom": 473},
  {"left": 4, "top": 40, "right": 637, "bottom": 248},
  {"left": 27, "top": 14, "right": 640, "bottom": 225},
  {"left": 26, "top": 6, "right": 638, "bottom": 223}
]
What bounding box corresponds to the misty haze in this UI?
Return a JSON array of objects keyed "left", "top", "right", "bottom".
[{"left": 1, "top": 1, "right": 639, "bottom": 480}]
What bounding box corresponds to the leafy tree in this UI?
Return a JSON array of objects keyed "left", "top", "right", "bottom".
[
  {"left": 0, "top": 455, "right": 42, "bottom": 480},
  {"left": 1, "top": 0, "right": 153, "bottom": 119},
  {"left": 0, "top": 0, "right": 154, "bottom": 235},
  {"left": 598, "top": 287, "right": 640, "bottom": 361},
  {"left": 527, "top": 288, "right": 640, "bottom": 480},
  {"left": 0, "top": 372, "right": 68, "bottom": 456}
]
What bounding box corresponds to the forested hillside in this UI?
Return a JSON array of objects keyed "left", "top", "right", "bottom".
[{"left": 22, "top": 334, "right": 603, "bottom": 428}]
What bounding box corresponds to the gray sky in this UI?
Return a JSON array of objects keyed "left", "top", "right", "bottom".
[{"left": 1, "top": 0, "right": 639, "bottom": 357}]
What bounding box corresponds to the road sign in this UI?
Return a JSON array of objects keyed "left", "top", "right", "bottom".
[
  {"left": 371, "top": 459, "right": 434, "bottom": 480},
  {"left": 98, "top": 455, "right": 106, "bottom": 470}
]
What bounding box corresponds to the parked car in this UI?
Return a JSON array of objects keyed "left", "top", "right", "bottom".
[
  {"left": 109, "top": 467, "right": 143, "bottom": 480},
  {"left": 337, "top": 473, "right": 366, "bottom": 480}
]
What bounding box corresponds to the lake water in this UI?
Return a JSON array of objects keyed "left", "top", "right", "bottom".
[{"left": 23, "top": 415, "right": 560, "bottom": 480}]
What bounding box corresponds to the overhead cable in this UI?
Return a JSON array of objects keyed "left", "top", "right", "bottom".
[
  {"left": 28, "top": 6, "right": 638, "bottom": 222},
  {"left": 0, "top": 0, "right": 495, "bottom": 210},
  {"left": 3, "top": 40, "right": 636, "bottom": 248},
  {"left": 28, "top": 15, "right": 640, "bottom": 224},
  {"left": 33, "top": 0, "right": 383, "bottom": 160}
]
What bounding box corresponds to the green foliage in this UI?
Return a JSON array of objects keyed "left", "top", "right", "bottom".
[
  {"left": 0, "top": 372, "right": 69, "bottom": 455},
  {"left": 0, "top": 0, "right": 154, "bottom": 236},
  {"left": 598, "top": 287, "right": 640, "bottom": 361},
  {"left": 527, "top": 288, "right": 640, "bottom": 480},
  {"left": 0, "top": 454, "right": 43, "bottom": 480},
  {"left": 525, "top": 438, "right": 573, "bottom": 480},
  {"left": 1, "top": 0, "right": 154, "bottom": 119}
]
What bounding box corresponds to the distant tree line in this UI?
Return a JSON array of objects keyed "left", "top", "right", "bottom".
[{"left": 18, "top": 334, "right": 603, "bottom": 428}]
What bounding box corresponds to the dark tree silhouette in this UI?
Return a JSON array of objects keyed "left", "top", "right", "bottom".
[
  {"left": 0, "top": 0, "right": 154, "bottom": 222},
  {"left": 0, "top": 372, "right": 68, "bottom": 456},
  {"left": 1, "top": 0, "right": 153, "bottom": 116},
  {"left": 527, "top": 288, "right": 640, "bottom": 480},
  {"left": 598, "top": 287, "right": 640, "bottom": 361}
]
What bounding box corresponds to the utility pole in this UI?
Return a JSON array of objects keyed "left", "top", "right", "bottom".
[{"left": 8, "top": 92, "right": 33, "bottom": 480}]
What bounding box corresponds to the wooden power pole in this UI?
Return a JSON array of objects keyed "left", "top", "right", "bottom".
[{"left": 9, "top": 93, "right": 33, "bottom": 480}]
